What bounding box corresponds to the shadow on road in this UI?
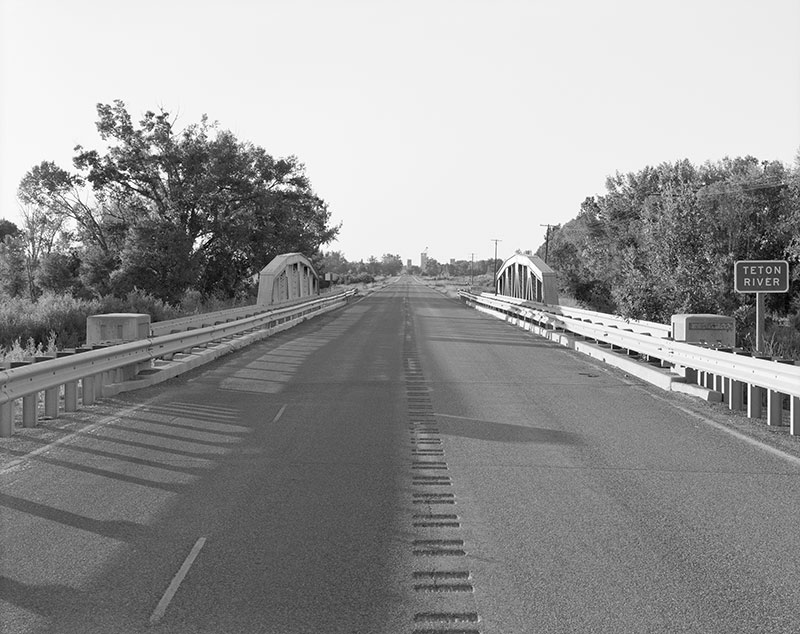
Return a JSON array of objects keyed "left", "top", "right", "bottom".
[{"left": 435, "top": 413, "right": 581, "bottom": 445}]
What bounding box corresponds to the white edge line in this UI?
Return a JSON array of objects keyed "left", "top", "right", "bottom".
[
  {"left": 271, "top": 404, "right": 287, "bottom": 424},
  {"left": 646, "top": 391, "right": 800, "bottom": 469},
  {"left": 149, "top": 536, "right": 207, "bottom": 624}
]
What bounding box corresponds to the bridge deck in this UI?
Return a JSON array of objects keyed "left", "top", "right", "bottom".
[{"left": 2, "top": 276, "right": 799, "bottom": 633}]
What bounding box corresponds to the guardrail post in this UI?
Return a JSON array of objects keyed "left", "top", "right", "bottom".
[
  {"left": 54, "top": 351, "right": 78, "bottom": 411},
  {"left": 44, "top": 386, "right": 59, "bottom": 418},
  {"left": 22, "top": 393, "right": 38, "bottom": 428},
  {"left": 64, "top": 381, "right": 78, "bottom": 412},
  {"left": 715, "top": 348, "right": 731, "bottom": 394},
  {"left": 768, "top": 359, "right": 795, "bottom": 427},
  {"left": 0, "top": 401, "right": 13, "bottom": 437},
  {"left": 791, "top": 396, "right": 799, "bottom": 436},
  {"left": 747, "top": 383, "right": 765, "bottom": 419},
  {"left": 726, "top": 350, "right": 748, "bottom": 411},
  {"left": 99, "top": 370, "right": 113, "bottom": 397},
  {"left": 82, "top": 375, "right": 96, "bottom": 405},
  {"left": 728, "top": 379, "right": 744, "bottom": 411},
  {"left": 747, "top": 355, "right": 772, "bottom": 419},
  {"left": 10, "top": 360, "right": 38, "bottom": 428},
  {"left": 767, "top": 389, "right": 784, "bottom": 427}
]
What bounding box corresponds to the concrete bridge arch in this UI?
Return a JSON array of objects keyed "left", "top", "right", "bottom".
[
  {"left": 257, "top": 253, "right": 319, "bottom": 306},
  {"left": 496, "top": 252, "right": 558, "bottom": 305}
]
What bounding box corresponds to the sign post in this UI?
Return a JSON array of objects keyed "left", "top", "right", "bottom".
[{"left": 734, "top": 260, "right": 790, "bottom": 353}]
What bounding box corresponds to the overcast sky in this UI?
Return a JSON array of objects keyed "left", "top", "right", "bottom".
[{"left": 1, "top": 0, "right": 798, "bottom": 265}]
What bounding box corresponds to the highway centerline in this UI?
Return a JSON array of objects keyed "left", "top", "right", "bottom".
[{"left": 149, "top": 536, "right": 207, "bottom": 624}]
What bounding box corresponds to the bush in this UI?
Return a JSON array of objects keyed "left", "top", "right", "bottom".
[
  {"left": 343, "top": 272, "right": 375, "bottom": 284},
  {"left": 96, "top": 287, "right": 183, "bottom": 323},
  {"left": 0, "top": 292, "right": 91, "bottom": 350},
  {"left": 0, "top": 287, "right": 258, "bottom": 356},
  {"left": 0, "top": 332, "right": 58, "bottom": 364},
  {"left": 761, "top": 325, "right": 800, "bottom": 360}
]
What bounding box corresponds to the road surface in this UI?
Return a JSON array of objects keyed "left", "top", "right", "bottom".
[{"left": 2, "top": 276, "right": 800, "bottom": 633}]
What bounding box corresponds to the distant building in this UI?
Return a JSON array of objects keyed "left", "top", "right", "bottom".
[
  {"left": 420, "top": 252, "right": 428, "bottom": 270},
  {"left": 407, "top": 259, "right": 412, "bottom": 269}
]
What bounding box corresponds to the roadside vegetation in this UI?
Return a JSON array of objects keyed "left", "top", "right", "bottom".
[
  {"left": 1, "top": 101, "right": 797, "bottom": 359},
  {"left": 0, "top": 100, "right": 341, "bottom": 359},
  {"left": 534, "top": 155, "right": 800, "bottom": 358}
]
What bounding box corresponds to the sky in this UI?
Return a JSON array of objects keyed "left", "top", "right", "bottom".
[{"left": 1, "top": 0, "right": 799, "bottom": 266}]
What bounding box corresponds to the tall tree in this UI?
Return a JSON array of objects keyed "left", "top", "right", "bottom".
[
  {"left": 18, "top": 100, "right": 340, "bottom": 301},
  {"left": 18, "top": 203, "right": 65, "bottom": 299},
  {"left": 537, "top": 155, "right": 799, "bottom": 335}
]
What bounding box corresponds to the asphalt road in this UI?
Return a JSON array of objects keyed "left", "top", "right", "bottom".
[{"left": 2, "top": 276, "right": 800, "bottom": 633}]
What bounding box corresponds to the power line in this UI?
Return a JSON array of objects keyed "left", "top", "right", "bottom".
[{"left": 644, "top": 179, "right": 791, "bottom": 199}]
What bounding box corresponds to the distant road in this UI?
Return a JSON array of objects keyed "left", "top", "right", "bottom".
[{"left": 2, "top": 276, "right": 800, "bottom": 633}]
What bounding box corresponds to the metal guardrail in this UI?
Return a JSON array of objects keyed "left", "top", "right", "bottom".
[
  {"left": 149, "top": 289, "right": 350, "bottom": 336},
  {"left": 459, "top": 291, "right": 800, "bottom": 434},
  {"left": 0, "top": 290, "right": 356, "bottom": 437},
  {"left": 476, "top": 292, "right": 672, "bottom": 338},
  {"left": 150, "top": 305, "right": 267, "bottom": 337}
]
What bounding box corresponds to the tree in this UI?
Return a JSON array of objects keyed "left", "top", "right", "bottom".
[
  {"left": 317, "top": 251, "right": 350, "bottom": 276},
  {"left": 111, "top": 219, "right": 198, "bottom": 304},
  {"left": 17, "top": 100, "right": 340, "bottom": 301},
  {"left": 0, "top": 219, "right": 19, "bottom": 240},
  {"left": 0, "top": 235, "right": 26, "bottom": 297},
  {"left": 18, "top": 161, "right": 114, "bottom": 257},
  {"left": 18, "top": 203, "right": 65, "bottom": 299},
  {"left": 380, "top": 253, "right": 403, "bottom": 276},
  {"left": 36, "top": 251, "right": 83, "bottom": 295},
  {"left": 424, "top": 257, "right": 441, "bottom": 276},
  {"left": 366, "top": 256, "right": 380, "bottom": 276},
  {"left": 535, "top": 155, "right": 800, "bottom": 336}
]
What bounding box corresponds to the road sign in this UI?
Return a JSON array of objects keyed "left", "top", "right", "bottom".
[{"left": 734, "top": 260, "right": 789, "bottom": 293}]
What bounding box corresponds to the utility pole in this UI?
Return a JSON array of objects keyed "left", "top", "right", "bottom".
[
  {"left": 469, "top": 252, "right": 475, "bottom": 287},
  {"left": 540, "top": 224, "right": 555, "bottom": 263},
  {"left": 490, "top": 238, "right": 501, "bottom": 294}
]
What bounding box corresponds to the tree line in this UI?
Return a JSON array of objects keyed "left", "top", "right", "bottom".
[
  {"left": 536, "top": 155, "right": 800, "bottom": 348},
  {"left": 0, "top": 100, "right": 339, "bottom": 305},
  {"left": 317, "top": 251, "right": 500, "bottom": 281}
]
